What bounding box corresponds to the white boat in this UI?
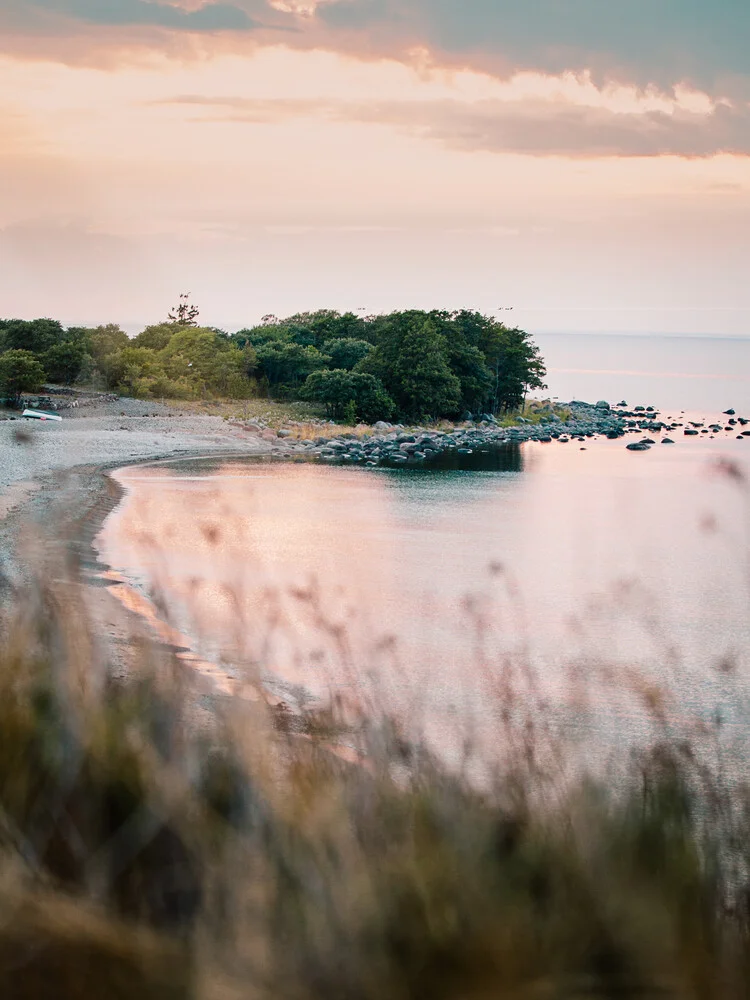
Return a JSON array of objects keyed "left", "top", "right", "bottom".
[{"left": 22, "top": 409, "right": 63, "bottom": 422}]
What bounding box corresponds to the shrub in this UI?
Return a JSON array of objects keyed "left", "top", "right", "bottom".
[
  {"left": 301, "top": 369, "right": 395, "bottom": 422},
  {"left": 43, "top": 340, "right": 91, "bottom": 385},
  {"left": 0, "top": 349, "right": 46, "bottom": 404}
]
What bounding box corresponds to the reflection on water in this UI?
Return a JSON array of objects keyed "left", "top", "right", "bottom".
[
  {"left": 98, "top": 433, "right": 750, "bottom": 763},
  {"left": 399, "top": 443, "right": 525, "bottom": 473}
]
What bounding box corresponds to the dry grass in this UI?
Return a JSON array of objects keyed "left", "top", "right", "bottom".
[{"left": 164, "top": 397, "right": 321, "bottom": 428}]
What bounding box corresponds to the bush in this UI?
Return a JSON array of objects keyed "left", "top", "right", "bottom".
[
  {"left": 321, "top": 337, "right": 372, "bottom": 371},
  {"left": 159, "top": 327, "right": 255, "bottom": 398},
  {"left": 301, "top": 369, "right": 395, "bottom": 422},
  {"left": 43, "top": 340, "right": 91, "bottom": 385},
  {"left": 0, "top": 349, "right": 46, "bottom": 404}
]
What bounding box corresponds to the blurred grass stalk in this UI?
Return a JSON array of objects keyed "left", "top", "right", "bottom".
[{"left": 1, "top": 518, "right": 749, "bottom": 1000}]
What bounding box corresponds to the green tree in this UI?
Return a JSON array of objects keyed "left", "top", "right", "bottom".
[
  {"left": 321, "top": 338, "right": 372, "bottom": 371},
  {"left": 0, "top": 350, "right": 46, "bottom": 404},
  {"left": 43, "top": 341, "right": 90, "bottom": 385},
  {"left": 359, "top": 313, "right": 462, "bottom": 420},
  {"left": 160, "top": 327, "right": 255, "bottom": 398},
  {"left": 478, "top": 324, "right": 547, "bottom": 412},
  {"left": 283, "top": 310, "right": 368, "bottom": 347},
  {"left": 301, "top": 370, "right": 395, "bottom": 422},
  {"left": 254, "top": 341, "right": 327, "bottom": 390},
  {"left": 2, "top": 318, "right": 64, "bottom": 356},
  {"left": 132, "top": 324, "right": 176, "bottom": 352},
  {"left": 85, "top": 324, "right": 129, "bottom": 367},
  {"left": 232, "top": 324, "right": 289, "bottom": 350},
  {"left": 102, "top": 347, "right": 167, "bottom": 396},
  {"left": 393, "top": 321, "right": 461, "bottom": 420}
]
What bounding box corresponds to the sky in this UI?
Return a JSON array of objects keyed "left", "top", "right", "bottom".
[{"left": 1, "top": 0, "right": 749, "bottom": 334}]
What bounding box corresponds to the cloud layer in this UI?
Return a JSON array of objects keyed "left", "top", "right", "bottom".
[
  {"left": 168, "top": 93, "right": 750, "bottom": 159},
  {"left": 3, "top": 0, "right": 749, "bottom": 100},
  {"left": 32, "top": 0, "right": 259, "bottom": 30},
  {"left": 316, "top": 0, "right": 750, "bottom": 97}
]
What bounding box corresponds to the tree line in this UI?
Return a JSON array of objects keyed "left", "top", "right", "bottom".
[{"left": 0, "top": 305, "right": 546, "bottom": 422}]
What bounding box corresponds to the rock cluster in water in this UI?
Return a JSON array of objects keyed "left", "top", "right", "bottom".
[{"left": 261, "top": 400, "right": 730, "bottom": 466}]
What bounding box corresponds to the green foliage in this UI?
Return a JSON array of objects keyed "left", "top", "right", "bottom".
[
  {"left": 132, "top": 324, "right": 176, "bottom": 352},
  {"left": 79, "top": 324, "right": 129, "bottom": 366},
  {"left": 102, "top": 346, "right": 180, "bottom": 399},
  {"left": 43, "top": 340, "right": 90, "bottom": 385},
  {"left": 229, "top": 309, "right": 544, "bottom": 420},
  {"left": 393, "top": 320, "right": 462, "bottom": 419},
  {"left": 160, "top": 327, "right": 255, "bottom": 397},
  {"left": 321, "top": 337, "right": 372, "bottom": 371},
  {"left": 360, "top": 314, "right": 462, "bottom": 420},
  {"left": 282, "top": 309, "right": 368, "bottom": 345},
  {"left": 0, "top": 307, "right": 547, "bottom": 418},
  {"left": 232, "top": 312, "right": 370, "bottom": 355},
  {"left": 96, "top": 328, "right": 255, "bottom": 400},
  {"left": 301, "top": 369, "right": 395, "bottom": 422},
  {"left": 254, "top": 340, "right": 328, "bottom": 390},
  {"left": 479, "top": 323, "right": 547, "bottom": 412},
  {"left": 0, "top": 349, "right": 46, "bottom": 403},
  {"left": 1, "top": 318, "right": 64, "bottom": 355}
]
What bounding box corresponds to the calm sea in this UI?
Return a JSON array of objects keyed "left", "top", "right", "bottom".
[
  {"left": 97, "top": 334, "right": 750, "bottom": 763},
  {"left": 534, "top": 333, "right": 750, "bottom": 413}
]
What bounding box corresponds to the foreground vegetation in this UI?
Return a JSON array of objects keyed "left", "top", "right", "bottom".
[
  {"left": 0, "top": 301, "right": 546, "bottom": 423},
  {"left": 1, "top": 520, "right": 749, "bottom": 998}
]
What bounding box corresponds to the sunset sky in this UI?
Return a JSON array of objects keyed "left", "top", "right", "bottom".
[{"left": 1, "top": 0, "right": 748, "bottom": 334}]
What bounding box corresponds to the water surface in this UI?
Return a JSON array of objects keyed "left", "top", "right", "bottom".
[{"left": 99, "top": 426, "right": 750, "bottom": 761}]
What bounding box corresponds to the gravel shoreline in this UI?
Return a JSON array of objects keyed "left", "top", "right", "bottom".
[{"left": 0, "top": 398, "right": 275, "bottom": 594}]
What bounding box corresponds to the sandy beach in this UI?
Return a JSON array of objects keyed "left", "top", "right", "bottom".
[
  {"left": 0, "top": 398, "right": 279, "bottom": 673},
  {"left": 0, "top": 397, "right": 275, "bottom": 501}
]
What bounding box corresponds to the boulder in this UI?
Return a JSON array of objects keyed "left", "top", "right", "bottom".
[
  {"left": 595, "top": 400, "right": 610, "bottom": 410},
  {"left": 627, "top": 442, "right": 651, "bottom": 451}
]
